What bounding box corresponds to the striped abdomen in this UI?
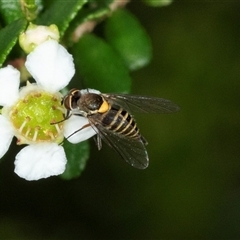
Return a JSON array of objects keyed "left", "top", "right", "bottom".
[{"left": 101, "top": 105, "right": 140, "bottom": 140}]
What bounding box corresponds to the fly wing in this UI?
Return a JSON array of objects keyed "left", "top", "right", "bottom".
[
  {"left": 102, "top": 93, "right": 180, "bottom": 114},
  {"left": 88, "top": 117, "right": 149, "bottom": 169}
]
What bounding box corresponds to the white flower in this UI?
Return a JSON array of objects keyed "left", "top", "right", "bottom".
[
  {"left": 0, "top": 40, "right": 76, "bottom": 181},
  {"left": 64, "top": 115, "right": 96, "bottom": 144}
]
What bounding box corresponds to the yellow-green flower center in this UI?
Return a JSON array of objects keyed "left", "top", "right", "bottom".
[{"left": 10, "top": 89, "right": 64, "bottom": 144}]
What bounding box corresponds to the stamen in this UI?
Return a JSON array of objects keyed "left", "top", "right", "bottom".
[
  {"left": 56, "top": 106, "right": 65, "bottom": 113},
  {"left": 11, "top": 109, "right": 18, "bottom": 115},
  {"left": 32, "top": 126, "right": 40, "bottom": 141},
  {"left": 25, "top": 127, "right": 31, "bottom": 138},
  {"left": 55, "top": 123, "right": 61, "bottom": 133},
  {"left": 52, "top": 96, "right": 58, "bottom": 101},
  {"left": 44, "top": 130, "right": 55, "bottom": 140},
  {"left": 33, "top": 92, "right": 41, "bottom": 97},
  {"left": 49, "top": 131, "right": 55, "bottom": 140},
  {"left": 19, "top": 119, "right": 28, "bottom": 133}
]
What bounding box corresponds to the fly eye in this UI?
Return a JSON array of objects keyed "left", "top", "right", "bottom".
[
  {"left": 63, "top": 95, "right": 71, "bottom": 109},
  {"left": 72, "top": 91, "right": 81, "bottom": 99}
]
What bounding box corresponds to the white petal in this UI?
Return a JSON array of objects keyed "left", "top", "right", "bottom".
[
  {"left": 25, "top": 40, "right": 75, "bottom": 93},
  {"left": 0, "top": 115, "right": 14, "bottom": 158},
  {"left": 0, "top": 65, "right": 20, "bottom": 106},
  {"left": 14, "top": 143, "right": 67, "bottom": 181},
  {"left": 64, "top": 115, "right": 96, "bottom": 144}
]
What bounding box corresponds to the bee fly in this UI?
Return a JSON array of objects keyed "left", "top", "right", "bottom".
[{"left": 62, "top": 88, "right": 180, "bottom": 169}]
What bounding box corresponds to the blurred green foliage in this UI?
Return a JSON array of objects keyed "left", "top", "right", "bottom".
[
  {"left": 104, "top": 9, "right": 152, "bottom": 70},
  {"left": 0, "top": 0, "right": 240, "bottom": 239}
]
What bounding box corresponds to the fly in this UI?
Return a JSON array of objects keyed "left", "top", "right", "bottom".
[{"left": 62, "top": 88, "right": 180, "bottom": 169}]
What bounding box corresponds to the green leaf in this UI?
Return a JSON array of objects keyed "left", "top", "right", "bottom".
[
  {"left": 37, "top": 0, "right": 87, "bottom": 37},
  {"left": 63, "top": 0, "right": 114, "bottom": 46},
  {"left": 142, "top": 0, "right": 173, "bottom": 7},
  {"left": 77, "top": 0, "right": 114, "bottom": 23},
  {"left": 104, "top": 9, "right": 152, "bottom": 71},
  {"left": 76, "top": 4, "right": 110, "bottom": 24},
  {"left": 63, "top": 3, "right": 111, "bottom": 46},
  {"left": 0, "top": 18, "right": 28, "bottom": 67},
  {"left": 72, "top": 33, "right": 132, "bottom": 93},
  {"left": 61, "top": 140, "right": 90, "bottom": 180},
  {"left": 0, "top": 0, "right": 24, "bottom": 24}
]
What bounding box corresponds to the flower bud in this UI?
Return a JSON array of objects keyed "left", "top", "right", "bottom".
[{"left": 19, "top": 23, "right": 60, "bottom": 53}]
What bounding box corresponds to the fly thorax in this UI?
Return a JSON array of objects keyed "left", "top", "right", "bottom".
[{"left": 79, "top": 93, "right": 106, "bottom": 115}]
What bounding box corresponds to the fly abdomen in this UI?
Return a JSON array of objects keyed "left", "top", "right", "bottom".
[{"left": 102, "top": 106, "right": 140, "bottom": 139}]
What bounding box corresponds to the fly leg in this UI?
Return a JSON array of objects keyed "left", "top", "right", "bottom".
[
  {"left": 66, "top": 123, "right": 92, "bottom": 140},
  {"left": 93, "top": 134, "right": 102, "bottom": 150},
  {"left": 51, "top": 110, "right": 72, "bottom": 125}
]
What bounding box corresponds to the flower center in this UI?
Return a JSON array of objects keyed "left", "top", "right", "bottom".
[{"left": 9, "top": 89, "right": 64, "bottom": 144}]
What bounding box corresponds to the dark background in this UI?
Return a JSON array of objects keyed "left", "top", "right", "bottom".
[{"left": 1, "top": 1, "right": 240, "bottom": 239}]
